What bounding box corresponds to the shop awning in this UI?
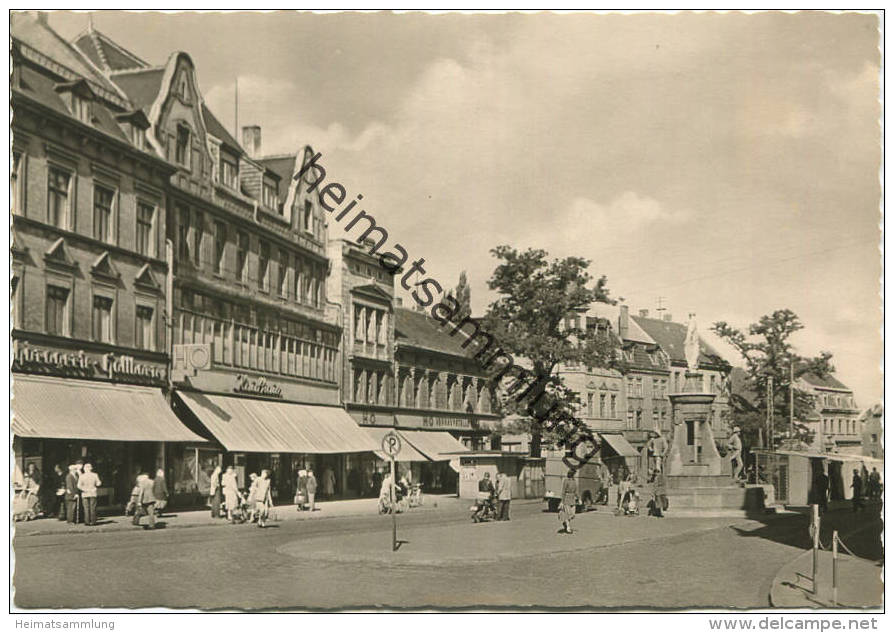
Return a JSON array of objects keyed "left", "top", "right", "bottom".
[
  {"left": 364, "top": 426, "right": 430, "bottom": 462},
  {"left": 175, "top": 391, "right": 377, "bottom": 454},
  {"left": 400, "top": 430, "right": 470, "bottom": 461},
  {"left": 12, "top": 375, "right": 205, "bottom": 442},
  {"left": 599, "top": 433, "right": 640, "bottom": 458}
]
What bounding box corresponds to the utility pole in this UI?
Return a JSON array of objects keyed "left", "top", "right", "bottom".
[
  {"left": 789, "top": 358, "right": 795, "bottom": 443},
  {"left": 766, "top": 375, "right": 774, "bottom": 449}
]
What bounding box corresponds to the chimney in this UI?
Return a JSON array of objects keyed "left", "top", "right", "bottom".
[
  {"left": 242, "top": 125, "right": 261, "bottom": 158},
  {"left": 639, "top": 309, "right": 649, "bottom": 318},
  {"left": 619, "top": 305, "right": 629, "bottom": 341},
  {"left": 663, "top": 313, "right": 673, "bottom": 322}
]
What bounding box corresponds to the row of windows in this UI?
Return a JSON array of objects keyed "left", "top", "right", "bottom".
[
  {"left": 11, "top": 155, "right": 160, "bottom": 258},
  {"left": 353, "top": 305, "right": 388, "bottom": 346},
  {"left": 176, "top": 310, "right": 338, "bottom": 383},
  {"left": 352, "top": 369, "right": 493, "bottom": 413},
  {"left": 176, "top": 206, "right": 325, "bottom": 307},
  {"left": 585, "top": 391, "right": 619, "bottom": 419},
  {"left": 42, "top": 284, "right": 155, "bottom": 350},
  {"left": 823, "top": 418, "right": 859, "bottom": 436},
  {"left": 820, "top": 394, "right": 856, "bottom": 409}
]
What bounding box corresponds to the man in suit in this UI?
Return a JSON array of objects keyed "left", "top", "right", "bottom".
[
  {"left": 64, "top": 462, "right": 81, "bottom": 524},
  {"left": 495, "top": 472, "right": 512, "bottom": 521}
]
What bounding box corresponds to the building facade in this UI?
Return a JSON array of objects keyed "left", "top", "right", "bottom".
[
  {"left": 68, "top": 20, "right": 376, "bottom": 504},
  {"left": 797, "top": 372, "right": 862, "bottom": 454},
  {"left": 11, "top": 12, "right": 204, "bottom": 506}
]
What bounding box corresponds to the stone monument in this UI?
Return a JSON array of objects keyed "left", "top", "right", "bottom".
[{"left": 664, "top": 315, "right": 769, "bottom": 511}]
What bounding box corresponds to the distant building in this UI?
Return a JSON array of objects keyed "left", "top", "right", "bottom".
[
  {"left": 797, "top": 372, "right": 861, "bottom": 454},
  {"left": 860, "top": 404, "right": 883, "bottom": 459}
]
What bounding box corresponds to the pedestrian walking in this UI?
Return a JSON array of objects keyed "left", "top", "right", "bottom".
[
  {"left": 64, "top": 462, "right": 80, "bottom": 524},
  {"left": 53, "top": 464, "right": 66, "bottom": 521},
  {"left": 869, "top": 467, "right": 881, "bottom": 501},
  {"left": 209, "top": 465, "right": 222, "bottom": 518},
  {"left": 306, "top": 468, "right": 318, "bottom": 511},
  {"left": 255, "top": 469, "right": 273, "bottom": 528},
  {"left": 648, "top": 469, "right": 668, "bottom": 517},
  {"left": 76, "top": 462, "right": 102, "bottom": 526},
  {"left": 559, "top": 469, "right": 579, "bottom": 534},
  {"left": 295, "top": 469, "right": 308, "bottom": 510},
  {"left": 132, "top": 473, "right": 157, "bottom": 529},
  {"left": 221, "top": 466, "right": 240, "bottom": 523},
  {"left": 851, "top": 469, "right": 865, "bottom": 513},
  {"left": 322, "top": 466, "right": 335, "bottom": 499},
  {"left": 496, "top": 472, "right": 512, "bottom": 521},
  {"left": 246, "top": 472, "right": 259, "bottom": 522},
  {"left": 153, "top": 469, "right": 169, "bottom": 517}
]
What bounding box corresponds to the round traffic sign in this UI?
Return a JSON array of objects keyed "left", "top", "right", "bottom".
[{"left": 382, "top": 431, "right": 402, "bottom": 458}]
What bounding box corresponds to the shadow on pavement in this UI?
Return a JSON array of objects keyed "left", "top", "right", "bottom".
[{"left": 729, "top": 504, "right": 882, "bottom": 561}]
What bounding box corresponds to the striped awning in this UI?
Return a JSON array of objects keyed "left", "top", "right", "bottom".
[
  {"left": 364, "top": 426, "right": 430, "bottom": 462},
  {"left": 12, "top": 375, "right": 205, "bottom": 442},
  {"left": 175, "top": 391, "right": 377, "bottom": 454},
  {"left": 400, "top": 430, "right": 469, "bottom": 461}
]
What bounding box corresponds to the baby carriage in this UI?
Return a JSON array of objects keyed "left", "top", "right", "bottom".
[
  {"left": 619, "top": 488, "right": 640, "bottom": 516},
  {"left": 13, "top": 489, "right": 40, "bottom": 521}
]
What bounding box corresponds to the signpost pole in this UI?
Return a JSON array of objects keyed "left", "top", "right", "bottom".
[{"left": 391, "top": 456, "right": 397, "bottom": 552}]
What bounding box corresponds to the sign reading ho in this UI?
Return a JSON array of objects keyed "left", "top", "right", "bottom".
[
  {"left": 421, "top": 415, "right": 474, "bottom": 431},
  {"left": 12, "top": 342, "right": 166, "bottom": 385}
]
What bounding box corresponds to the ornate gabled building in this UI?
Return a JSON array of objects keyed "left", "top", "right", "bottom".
[
  {"left": 10, "top": 12, "right": 205, "bottom": 505},
  {"left": 64, "top": 20, "right": 376, "bottom": 503}
]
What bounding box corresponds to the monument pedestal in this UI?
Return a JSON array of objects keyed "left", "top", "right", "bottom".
[{"left": 664, "top": 372, "right": 764, "bottom": 511}]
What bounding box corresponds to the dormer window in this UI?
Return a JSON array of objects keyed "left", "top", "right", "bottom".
[
  {"left": 220, "top": 156, "right": 238, "bottom": 189},
  {"left": 263, "top": 181, "right": 278, "bottom": 209},
  {"left": 132, "top": 126, "right": 146, "bottom": 150},
  {"left": 175, "top": 125, "right": 190, "bottom": 167},
  {"left": 177, "top": 75, "right": 189, "bottom": 101},
  {"left": 304, "top": 200, "right": 313, "bottom": 232},
  {"left": 55, "top": 79, "right": 95, "bottom": 125},
  {"left": 71, "top": 94, "right": 91, "bottom": 123}
]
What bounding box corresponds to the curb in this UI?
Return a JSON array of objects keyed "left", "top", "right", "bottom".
[{"left": 767, "top": 519, "right": 881, "bottom": 608}]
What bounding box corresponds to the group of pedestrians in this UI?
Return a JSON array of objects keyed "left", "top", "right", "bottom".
[
  {"left": 851, "top": 466, "right": 882, "bottom": 513},
  {"left": 207, "top": 465, "right": 274, "bottom": 526},
  {"left": 127, "top": 469, "right": 168, "bottom": 529},
  {"left": 474, "top": 471, "right": 512, "bottom": 521}
]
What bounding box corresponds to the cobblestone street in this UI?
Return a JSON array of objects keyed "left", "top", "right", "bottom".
[{"left": 13, "top": 502, "right": 882, "bottom": 609}]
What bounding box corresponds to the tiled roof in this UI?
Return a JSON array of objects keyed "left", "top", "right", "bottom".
[
  {"left": 10, "top": 13, "right": 123, "bottom": 99},
  {"left": 13, "top": 64, "right": 130, "bottom": 144},
  {"left": 395, "top": 307, "right": 476, "bottom": 359},
  {"left": 800, "top": 371, "right": 850, "bottom": 391},
  {"left": 631, "top": 315, "right": 725, "bottom": 368},
  {"left": 202, "top": 104, "right": 243, "bottom": 153},
  {"left": 109, "top": 67, "right": 165, "bottom": 109},
  {"left": 72, "top": 29, "right": 149, "bottom": 72}
]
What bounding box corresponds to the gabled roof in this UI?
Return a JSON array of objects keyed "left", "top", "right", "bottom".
[
  {"left": 72, "top": 28, "right": 150, "bottom": 72},
  {"left": 631, "top": 315, "right": 726, "bottom": 368},
  {"left": 202, "top": 104, "right": 243, "bottom": 154},
  {"left": 587, "top": 302, "right": 654, "bottom": 344},
  {"left": 395, "top": 307, "right": 476, "bottom": 359},
  {"left": 10, "top": 13, "right": 124, "bottom": 100},
  {"left": 799, "top": 371, "right": 850, "bottom": 391}
]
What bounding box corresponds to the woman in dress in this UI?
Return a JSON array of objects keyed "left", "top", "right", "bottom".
[{"left": 221, "top": 466, "right": 240, "bottom": 523}]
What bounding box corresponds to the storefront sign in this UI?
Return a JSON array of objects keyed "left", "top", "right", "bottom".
[
  {"left": 234, "top": 374, "right": 283, "bottom": 398},
  {"left": 12, "top": 342, "right": 166, "bottom": 385},
  {"left": 421, "top": 415, "right": 474, "bottom": 431}
]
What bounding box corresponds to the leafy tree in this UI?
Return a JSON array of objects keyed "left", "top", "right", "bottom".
[
  {"left": 712, "top": 309, "right": 834, "bottom": 448},
  {"left": 455, "top": 270, "right": 472, "bottom": 316},
  {"left": 481, "top": 246, "right": 615, "bottom": 457}
]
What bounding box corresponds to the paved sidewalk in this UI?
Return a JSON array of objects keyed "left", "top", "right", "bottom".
[
  {"left": 12, "top": 494, "right": 476, "bottom": 537},
  {"left": 769, "top": 511, "right": 883, "bottom": 609},
  {"left": 770, "top": 549, "right": 883, "bottom": 608}
]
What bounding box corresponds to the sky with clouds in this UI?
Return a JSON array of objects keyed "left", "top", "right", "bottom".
[{"left": 52, "top": 11, "right": 883, "bottom": 407}]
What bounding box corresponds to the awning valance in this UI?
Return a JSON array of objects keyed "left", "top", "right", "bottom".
[
  {"left": 175, "top": 391, "right": 377, "bottom": 454},
  {"left": 400, "top": 430, "right": 470, "bottom": 461},
  {"left": 600, "top": 433, "right": 640, "bottom": 458},
  {"left": 364, "top": 426, "right": 430, "bottom": 462},
  {"left": 12, "top": 375, "right": 205, "bottom": 443}
]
